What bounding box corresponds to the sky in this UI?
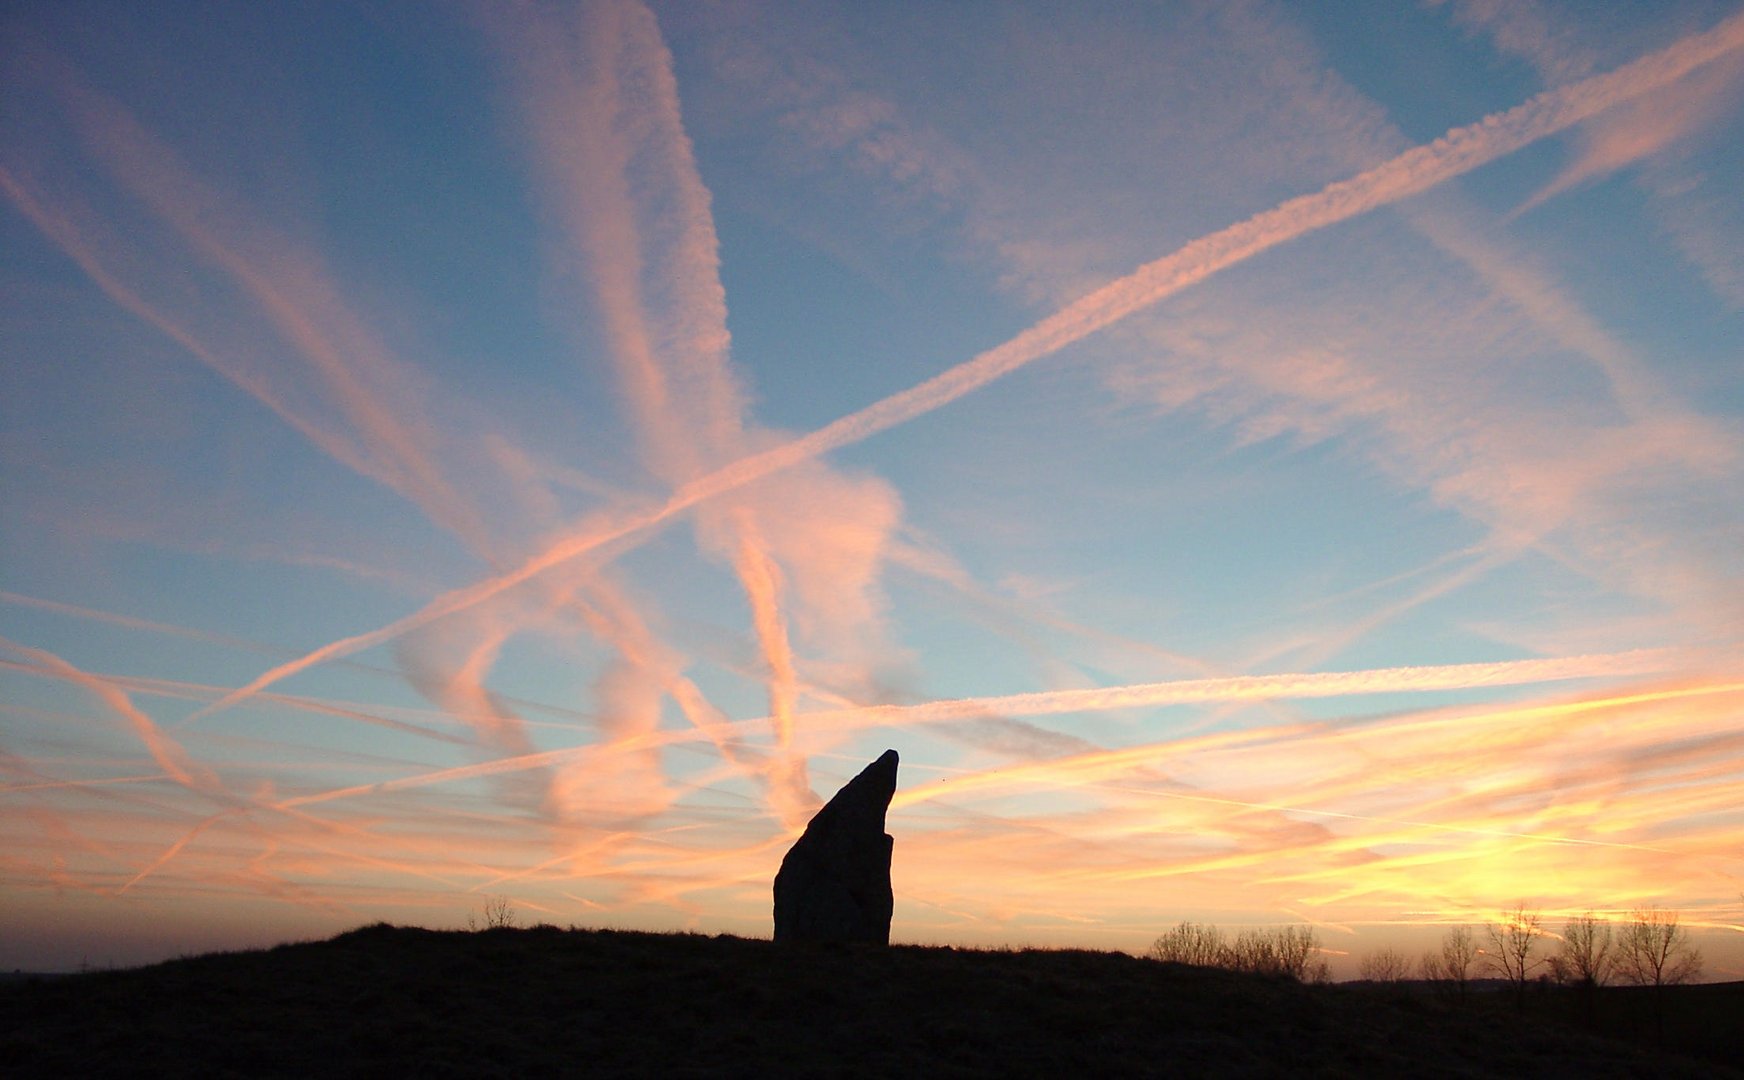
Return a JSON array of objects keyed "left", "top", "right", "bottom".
[{"left": 2, "top": 0, "right": 1742, "bottom": 978}]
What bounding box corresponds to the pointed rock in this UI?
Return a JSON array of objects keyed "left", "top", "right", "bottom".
[{"left": 773, "top": 749, "right": 898, "bottom": 945}]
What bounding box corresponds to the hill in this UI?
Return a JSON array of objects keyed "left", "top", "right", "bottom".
[{"left": 2, "top": 925, "right": 1737, "bottom": 1077}]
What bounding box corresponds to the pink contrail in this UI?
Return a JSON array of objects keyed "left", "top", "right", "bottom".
[
  {"left": 194, "top": 8, "right": 1744, "bottom": 717},
  {"left": 729, "top": 510, "right": 814, "bottom": 823},
  {"left": 493, "top": 0, "right": 821, "bottom": 818},
  {"left": 0, "top": 637, "right": 222, "bottom": 798},
  {"left": 119, "top": 812, "right": 231, "bottom": 893},
  {"left": 0, "top": 167, "right": 375, "bottom": 482},
  {"left": 273, "top": 649, "right": 1678, "bottom": 809},
  {"left": 45, "top": 70, "right": 493, "bottom": 554},
  {"left": 0, "top": 590, "right": 371, "bottom": 668},
  {"left": 0, "top": 658, "right": 473, "bottom": 746}
]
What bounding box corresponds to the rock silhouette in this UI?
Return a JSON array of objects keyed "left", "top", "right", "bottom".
[{"left": 773, "top": 749, "right": 898, "bottom": 944}]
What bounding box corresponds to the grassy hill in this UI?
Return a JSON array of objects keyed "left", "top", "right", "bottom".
[{"left": 2, "top": 924, "right": 1738, "bottom": 1077}]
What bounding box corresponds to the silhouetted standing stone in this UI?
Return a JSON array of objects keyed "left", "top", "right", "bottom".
[{"left": 773, "top": 749, "right": 898, "bottom": 945}]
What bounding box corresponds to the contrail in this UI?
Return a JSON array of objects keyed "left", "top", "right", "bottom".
[
  {"left": 1093, "top": 788, "right": 1676, "bottom": 872},
  {"left": 0, "top": 658, "right": 475, "bottom": 746},
  {"left": 46, "top": 67, "right": 493, "bottom": 554},
  {"left": 821, "top": 649, "right": 1680, "bottom": 730},
  {"left": 274, "top": 649, "right": 1683, "bottom": 808},
  {"left": 119, "top": 812, "right": 233, "bottom": 894},
  {"left": 729, "top": 511, "right": 813, "bottom": 821},
  {"left": 193, "top": 9, "right": 1744, "bottom": 718},
  {"left": 0, "top": 637, "right": 222, "bottom": 797},
  {"left": 476, "top": 1, "right": 822, "bottom": 823},
  {"left": 0, "top": 167, "right": 374, "bottom": 483}
]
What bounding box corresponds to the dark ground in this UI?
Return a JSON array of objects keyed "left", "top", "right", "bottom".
[{"left": 2, "top": 925, "right": 1738, "bottom": 1077}]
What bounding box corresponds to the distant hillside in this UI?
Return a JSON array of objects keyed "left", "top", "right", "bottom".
[{"left": 2, "top": 925, "right": 1737, "bottom": 1077}]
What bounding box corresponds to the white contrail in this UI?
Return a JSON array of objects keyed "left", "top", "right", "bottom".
[
  {"left": 275, "top": 649, "right": 1680, "bottom": 807},
  {"left": 195, "top": 10, "right": 1744, "bottom": 717},
  {"left": 821, "top": 649, "right": 1678, "bottom": 726}
]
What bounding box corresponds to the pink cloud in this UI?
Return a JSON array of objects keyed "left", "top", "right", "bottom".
[
  {"left": 1514, "top": 53, "right": 1744, "bottom": 217},
  {"left": 0, "top": 638, "right": 222, "bottom": 800},
  {"left": 203, "top": 1, "right": 1741, "bottom": 725}
]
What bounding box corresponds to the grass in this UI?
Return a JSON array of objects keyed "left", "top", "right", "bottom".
[{"left": 1, "top": 925, "right": 1737, "bottom": 1077}]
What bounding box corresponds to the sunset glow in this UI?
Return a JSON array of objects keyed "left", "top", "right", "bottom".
[{"left": 3, "top": 0, "right": 1742, "bottom": 977}]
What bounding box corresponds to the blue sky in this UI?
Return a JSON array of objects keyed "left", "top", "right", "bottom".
[{"left": 3, "top": 0, "right": 1742, "bottom": 976}]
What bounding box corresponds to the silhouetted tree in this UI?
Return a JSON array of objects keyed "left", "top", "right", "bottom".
[
  {"left": 1616, "top": 907, "right": 1701, "bottom": 988},
  {"left": 1617, "top": 907, "right": 1702, "bottom": 1043},
  {"left": 1149, "top": 921, "right": 1224, "bottom": 967},
  {"left": 467, "top": 895, "right": 517, "bottom": 930},
  {"left": 1226, "top": 925, "right": 1326, "bottom": 982},
  {"left": 1150, "top": 923, "right": 1328, "bottom": 982},
  {"left": 1550, "top": 912, "right": 1614, "bottom": 1027},
  {"left": 1549, "top": 912, "right": 1614, "bottom": 988},
  {"left": 1483, "top": 905, "right": 1547, "bottom": 1007},
  {"left": 1419, "top": 925, "right": 1478, "bottom": 1003},
  {"left": 1358, "top": 946, "right": 1412, "bottom": 984}
]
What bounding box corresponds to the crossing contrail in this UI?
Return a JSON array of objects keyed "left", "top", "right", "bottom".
[
  {"left": 274, "top": 649, "right": 1681, "bottom": 808},
  {"left": 192, "top": 9, "right": 1744, "bottom": 720}
]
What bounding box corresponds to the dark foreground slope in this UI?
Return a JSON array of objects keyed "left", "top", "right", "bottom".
[{"left": 2, "top": 925, "right": 1737, "bottom": 1078}]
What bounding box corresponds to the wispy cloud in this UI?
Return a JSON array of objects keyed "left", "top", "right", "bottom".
[
  {"left": 5, "top": 2, "right": 1741, "bottom": 974},
  {"left": 5, "top": 57, "right": 498, "bottom": 556},
  {"left": 261, "top": 649, "right": 1684, "bottom": 813},
  {"left": 1444, "top": 0, "right": 1744, "bottom": 305},
  {"left": 889, "top": 677, "right": 1744, "bottom": 934},
  {"left": 478, "top": 0, "right": 914, "bottom": 824},
  {"left": 1511, "top": 54, "right": 1744, "bottom": 217},
  {"left": 190, "top": 8, "right": 1744, "bottom": 724},
  {"left": 0, "top": 638, "right": 222, "bottom": 799}
]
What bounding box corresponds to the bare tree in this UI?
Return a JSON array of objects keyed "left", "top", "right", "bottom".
[
  {"left": 1359, "top": 946, "right": 1412, "bottom": 983},
  {"left": 1550, "top": 912, "right": 1614, "bottom": 988},
  {"left": 1551, "top": 912, "right": 1615, "bottom": 1026},
  {"left": 467, "top": 894, "right": 517, "bottom": 931},
  {"left": 1618, "top": 907, "right": 1702, "bottom": 1042},
  {"left": 1227, "top": 925, "right": 1323, "bottom": 981},
  {"left": 1420, "top": 925, "right": 1478, "bottom": 1002},
  {"left": 1484, "top": 905, "right": 1547, "bottom": 1006},
  {"left": 1150, "top": 923, "right": 1327, "bottom": 982},
  {"left": 1149, "top": 921, "right": 1225, "bottom": 967},
  {"left": 1616, "top": 907, "right": 1701, "bottom": 988}
]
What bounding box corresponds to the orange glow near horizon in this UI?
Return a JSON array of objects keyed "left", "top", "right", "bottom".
[
  {"left": 4, "top": 1, "right": 1743, "bottom": 977},
  {"left": 7, "top": 633, "right": 1741, "bottom": 974}
]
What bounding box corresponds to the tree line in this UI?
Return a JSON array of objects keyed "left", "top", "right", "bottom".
[
  {"left": 1377, "top": 905, "right": 1702, "bottom": 999},
  {"left": 1150, "top": 905, "right": 1703, "bottom": 994},
  {"left": 1148, "top": 921, "right": 1331, "bottom": 983}
]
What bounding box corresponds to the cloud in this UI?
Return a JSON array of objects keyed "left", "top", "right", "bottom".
[
  {"left": 0, "top": 638, "right": 222, "bottom": 799},
  {"left": 265, "top": 648, "right": 1685, "bottom": 813},
  {"left": 189, "top": 8, "right": 1744, "bottom": 723},
  {"left": 7, "top": 60, "right": 499, "bottom": 556},
  {"left": 1109, "top": 192, "right": 1742, "bottom": 641},
  {"left": 723, "top": 510, "right": 809, "bottom": 818},
  {"left": 1512, "top": 53, "right": 1744, "bottom": 217},
  {"left": 1438, "top": 0, "right": 1603, "bottom": 87},
  {"left": 887, "top": 676, "right": 1744, "bottom": 934},
  {"left": 485, "top": 0, "right": 808, "bottom": 822},
  {"left": 484, "top": 0, "right": 744, "bottom": 487},
  {"left": 0, "top": 656, "right": 483, "bottom": 750},
  {"left": 475, "top": 0, "right": 918, "bottom": 824},
  {"left": 9, "top": 5, "right": 1740, "bottom": 965},
  {"left": 1442, "top": 0, "right": 1744, "bottom": 305},
  {"left": 0, "top": 167, "right": 381, "bottom": 486}
]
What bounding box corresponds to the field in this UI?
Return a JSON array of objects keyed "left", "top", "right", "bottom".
[{"left": 3, "top": 925, "right": 1738, "bottom": 1077}]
